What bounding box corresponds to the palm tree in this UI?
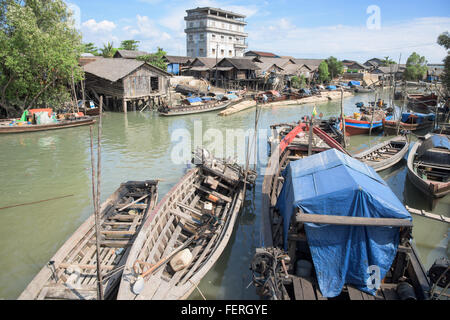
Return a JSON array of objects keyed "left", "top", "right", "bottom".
[{"left": 101, "top": 42, "right": 116, "bottom": 58}]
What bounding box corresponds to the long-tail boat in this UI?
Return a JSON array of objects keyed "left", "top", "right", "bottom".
[
  {"left": 117, "top": 149, "right": 256, "bottom": 300},
  {"left": 407, "top": 134, "right": 450, "bottom": 199},
  {"left": 251, "top": 123, "right": 431, "bottom": 301},
  {"left": 0, "top": 116, "right": 96, "bottom": 134},
  {"left": 341, "top": 109, "right": 392, "bottom": 136},
  {"left": 354, "top": 135, "right": 409, "bottom": 172},
  {"left": 159, "top": 97, "right": 233, "bottom": 117},
  {"left": 407, "top": 93, "right": 438, "bottom": 114},
  {"left": 255, "top": 90, "right": 303, "bottom": 104},
  {"left": 18, "top": 181, "right": 159, "bottom": 300},
  {"left": 383, "top": 112, "right": 435, "bottom": 136}
]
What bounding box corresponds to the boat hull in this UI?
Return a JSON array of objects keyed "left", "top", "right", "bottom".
[
  {"left": 343, "top": 117, "right": 386, "bottom": 136},
  {"left": 383, "top": 119, "right": 434, "bottom": 136},
  {"left": 0, "top": 117, "right": 96, "bottom": 134},
  {"left": 159, "top": 101, "right": 231, "bottom": 117},
  {"left": 354, "top": 136, "right": 409, "bottom": 172},
  {"left": 117, "top": 160, "right": 247, "bottom": 300},
  {"left": 18, "top": 181, "right": 159, "bottom": 300},
  {"left": 407, "top": 140, "right": 450, "bottom": 198}
]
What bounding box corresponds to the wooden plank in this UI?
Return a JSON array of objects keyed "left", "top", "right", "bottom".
[
  {"left": 300, "top": 278, "right": 317, "bottom": 300},
  {"left": 177, "top": 202, "right": 203, "bottom": 218},
  {"left": 296, "top": 213, "right": 413, "bottom": 227},
  {"left": 195, "top": 184, "right": 232, "bottom": 203},
  {"left": 292, "top": 277, "right": 303, "bottom": 300},
  {"left": 171, "top": 209, "right": 200, "bottom": 225},
  {"left": 347, "top": 285, "right": 364, "bottom": 300},
  {"left": 44, "top": 286, "right": 98, "bottom": 300}
]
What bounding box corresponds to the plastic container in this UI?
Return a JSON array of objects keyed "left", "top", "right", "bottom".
[
  {"left": 170, "top": 249, "right": 193, "bottom": 272},
  {"left": 296, "top": 260, "right": 313, "bottom": 278}
]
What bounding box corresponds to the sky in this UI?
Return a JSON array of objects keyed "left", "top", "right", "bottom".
[{"left": 67, "top": 0, "right": 450, "bottom": 63}]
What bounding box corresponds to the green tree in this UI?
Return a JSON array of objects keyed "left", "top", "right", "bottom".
[
  {"left": 82, "top": 42, "right": 99, "bottom": 56},
  {"left": 325, "top": 56, "right": 343, "bottom": 80},
  {"left": 381, "top": 56, "right": 396, "bottom": 66},
  {"left": 437, "top": 31, "right": 450, "bottom": 92},
  {"left": 291, "top": 75, "right": 306, "bottom": 89},
  {"left": 100, "top": 42, "right": 117, "bottom": 58},
  {"left": 137, "top": 47, "right": 167, "bottom": 70},
  {"left": 0, "top": 0, "right": 83, "bottom": 117},
  {"left": 318, "top": 61, "right": 330, "bottom": 83},
  {"left": 403, "top": 52, "right": 428, "bottom": 81},
  {"left": 120, "top": 40, "right": 140, "bottom": 51}
]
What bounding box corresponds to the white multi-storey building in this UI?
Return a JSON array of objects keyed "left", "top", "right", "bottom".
[{"left": 184, "top": 7, "right": 248, "bottom": 59}]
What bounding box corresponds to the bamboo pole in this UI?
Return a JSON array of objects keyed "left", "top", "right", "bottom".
[
  {"left": 90, "top": 96, "right": 104, "bottom": 300},
  {"left": 369, "top": 92, "right": 377, "bottom": 137},
  {"left": 71, "top": 70, "right": 79, "bottom": 113},
  {"left": 340, "top": 89, "right": 347, "bottom": 147}
]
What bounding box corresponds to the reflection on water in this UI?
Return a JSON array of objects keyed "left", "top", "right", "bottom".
[{"left": 0, "top": 90, "right": 448, "bottom": 299}]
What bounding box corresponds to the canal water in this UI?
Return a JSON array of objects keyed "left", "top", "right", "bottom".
[{"left": 0, "top": 90, "right": 448, "bottom": 299}]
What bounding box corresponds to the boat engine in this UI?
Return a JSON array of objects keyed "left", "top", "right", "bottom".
[
  {"left": 250, "top": 248, "right": 290, "bottom": 300},
  {"left": 428, "top": 257, "right": 449, "bottom": 288}
]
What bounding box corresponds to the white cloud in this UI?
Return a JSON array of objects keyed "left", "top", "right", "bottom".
[
  {"left": 247, "top": 17, "right": 450, "bottom": 63},
  {"left": 81, "top": 19, "right": 116, "bottom": 33}
]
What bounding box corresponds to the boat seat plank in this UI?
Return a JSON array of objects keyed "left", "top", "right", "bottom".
[
  {"left": 195, "top": 184, "right": 232, "bottom": 203},
  {"left": 43, "top": 285, "right": 98, "bottom": 300},
  {"left": 171, "top": 209, "right": 201, "bottom": 226}
]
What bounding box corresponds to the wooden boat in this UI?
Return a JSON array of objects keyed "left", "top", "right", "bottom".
[
  {"left": 159, "top": 99, "right": 231, "bottom": 116},
  {"left": 407, "top": 93, "right": 438, "bottom": 113},
  {"left": 83, "top": 107, "right": 100, "bottom": 117},
  {"left": 268, "top": 120, "right": 348, "bottom": 157},
  {"left": 383, "top": 112, "right": 435, "bottom": 136},
  {"left": 0, "top": 116, "right": 96, "bottom": 134},
  {"left": 407, "top": 134, "right": 450, "bottom": 198},
  {"left": 354, "top": 87, "right": 375, "bottom": 93},
  {"left": 341, "top": 110, "right": 392, "bottom": 136},
  {"left": 18, "top": 181, "right": 159, "bottom": 300},
  {"left": 354, "top": 136, "right": 409, "bottom": 172},
  {"left": 253, "top": 124, "right": 431, "bottom": 301},
  {"left": 117, "top": 149, "right": 256, "bottom": 300},
  {"left": 256, "top": 90, "right": 303, "bottom": 103}
]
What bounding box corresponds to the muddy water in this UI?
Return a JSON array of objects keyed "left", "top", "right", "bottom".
[{"left": 0, "top": 90, "right": 447, "bottom": 299}]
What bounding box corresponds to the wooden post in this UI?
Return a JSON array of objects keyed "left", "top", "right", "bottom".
[
  {"left": 95, "top": 96, "right": 104, "bottom": 300},
  {"left": 123, "top": 98, "right": 127, "bottom": 114},
  {"left": 308, "top": 117, "right": 314, "bottom": 156},
  {"left": 89, "top": 96, "right": 104, "bottom": 300},
  {"left": 340, "top": 89, "right": 347, "bottom": 147},
  {"left": 369, "top": 92, "right": 377, "bottom": 137}
]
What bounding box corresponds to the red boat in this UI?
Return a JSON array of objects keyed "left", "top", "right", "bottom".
[{"left": 340, "top": 111, "right": 392, "bottom": 136}]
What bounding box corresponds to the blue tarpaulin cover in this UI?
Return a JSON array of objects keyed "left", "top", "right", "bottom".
[
  {"left": 401, "top": 112, "right": 435, "bottom": 124},
  {"left": 275, "top": 149, "right": 412, "bottom": 297},
  {"left": 186, "top": 97, "right": 203, "bottom": 104},
  {"left": 348, "top": 81, "right": 361, "bottom": 86},
  {"left": 326, "top": 85, "right": 337, "bottom": 90}
]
